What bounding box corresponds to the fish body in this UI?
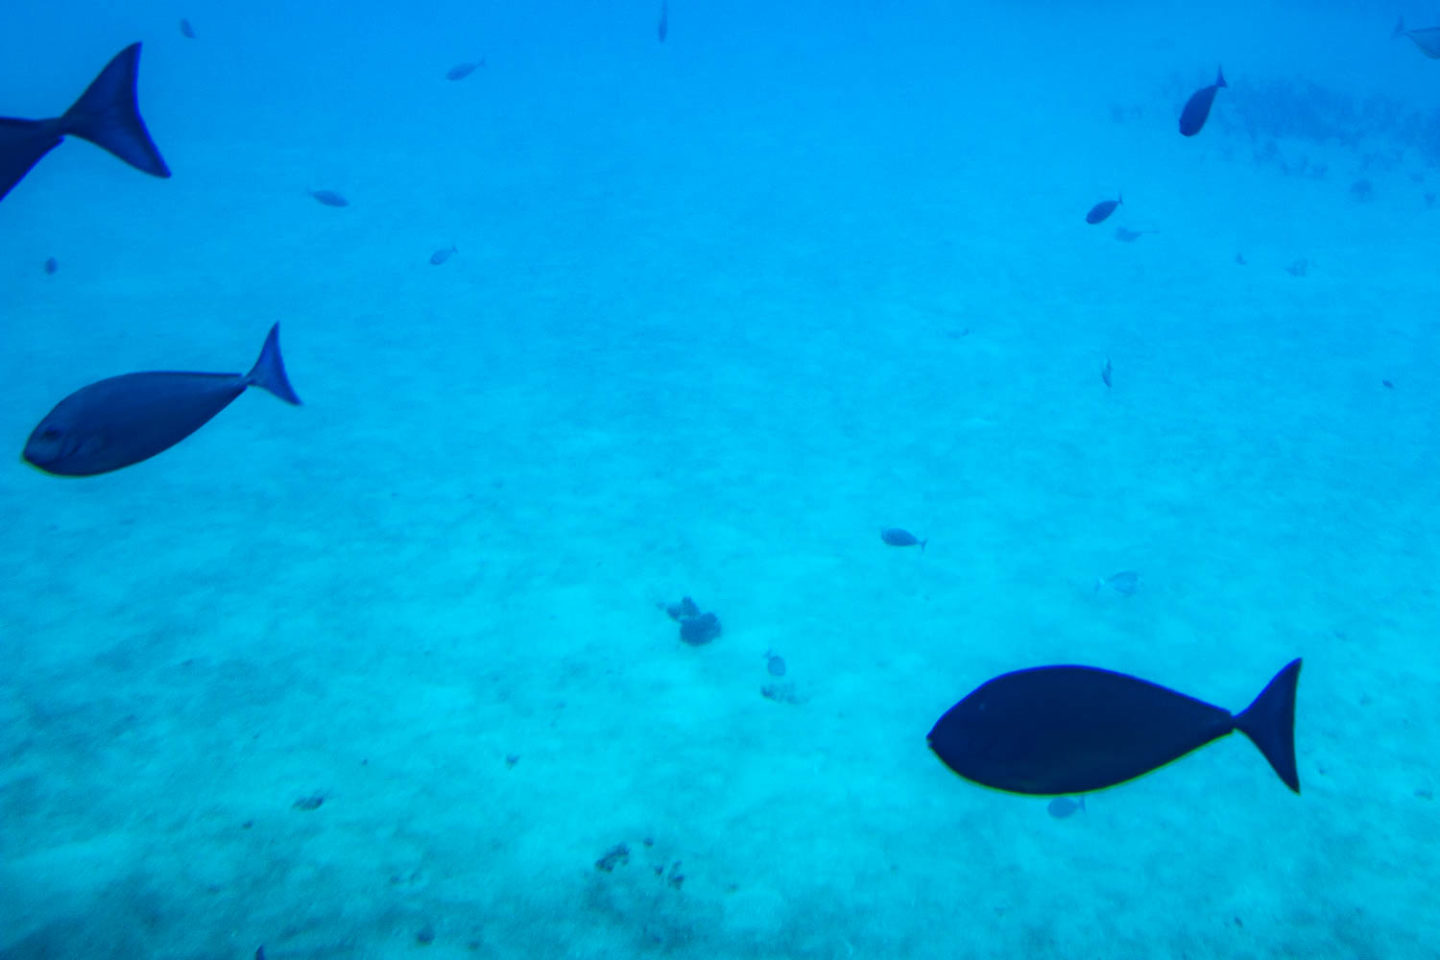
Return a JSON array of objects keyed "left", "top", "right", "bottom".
[
  {"left": 1101, "top": 358, "right": 1112, "bottom": 388},
  {"left": 659, "top": 0, "right": 669, "bottom": 42},
  {"left": 0, "top": 43, "right": 170, "bottom": 204},
  {"left": 23, "top": 324, "right": 301, "bottom": 477},
  {"left": 309, "top": 189, "right": 348, "bottom": 207},
  {"left": 43, "top": 257, "right": 58, "bottom": 274},
  {"left": 880, "top": 528, "right": 926, "bottom": 551},
  {"left": 1096, "top": 569, "right": 1138, "bottom": 595},
  {"left": 1179, "top": 67, "right": 1226, "bottom": 136},
  {"left": 928, "top": 659, "right": 1301, "bottom": 796},
  {"left": 1393, "top": 17, "right": 1440, "bottom": 57},
  {"left": 179, "top": 19, "right": 196, "bottom": 39},
  {"left": 430, "top": 244, "right": 457, "bottom": 265},
  {"left": 1114, "top": 227, "right": 1154, "bottom": 242},
  {"left": 1085, "top": 195, "right": 1121, "bottom": 224},
  {"left": 446, "top": 60, "right": 484, "bottom": 81}
]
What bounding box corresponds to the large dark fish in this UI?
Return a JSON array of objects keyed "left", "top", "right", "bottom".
[
  {"left": 928, "top": 659, "right": 1301, "bottom": 796},
  {"left": 1393, "top": 17, "right": 1440, "bottom": 57},
  {"left": 0, "top": 43, "right": 170, "bottom": 204},
  {"left": 23, "top": 325, "right": 301, "bottom": 477},
  {"left": 1179, "top": 66, "right": 1226, "bottom": 137},
  {"left": 1085, "top": 195, "right": 1121, "bottom": 224}
]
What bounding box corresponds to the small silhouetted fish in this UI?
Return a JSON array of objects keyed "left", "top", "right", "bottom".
[
  {"left": 881, "top": 528, "right": 926, "bottom": 551},
  {"left": 1393, "top": 17, "right": 1440, "bottom": 57},
  {"left": 658, "top": 0, "right": 669, "bottom": 42},
  {"left": 1085, "top": 195, "right": 1121, "bottom": 224},
  {"left": 1179, "top": 66, "right": 1226, "bottom": 136},
  {"left": 765, "top": 651, "right": 787, "bottom": 677},
  {"left": 1101, "top": 358, "right": 1112, "bottom": 388},
  {"left": 928, "top": 659, "right": 1302, "bottom": 795},
  {"left": 309, "top": 189, "right": 348, "bottom": 207},
  {"left": 1096, "top": 570, "right": 1139, "bottom": 596},
  {"left": 43, "top": 257, "right": 57, "bottom": 274},
  {"left": 23, "top": 324, "right": 301, "bottom": 477},
  {"left": 1047, "top": 796, "right": 1086, "bottom": 819},
  {"left": 179, "top": 18, "right": 196, "bottom": 39},
  {"left": 445, "top": 59, "right": 485, "bottom": 81},
  {"left": 1114, "top": 227, "right": 1154, "bottom": 242},
  {"left": 1382, "top": 379, "right": 1395, "bottom": 389},
  {"left": 430, "top": 245, "right": 457, "bottom": 266}
]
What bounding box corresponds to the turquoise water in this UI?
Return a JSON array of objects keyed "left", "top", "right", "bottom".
[{"left": 2, "top": 1, "right": 1438, "bottom": 956}]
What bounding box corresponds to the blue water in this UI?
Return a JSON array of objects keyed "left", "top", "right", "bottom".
[{"left": 2, "top": 1, "right": 1438, "bottom": 957}]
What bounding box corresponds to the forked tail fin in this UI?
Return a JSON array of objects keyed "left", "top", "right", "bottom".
[
  {"left": 246, "top": 324, "right": 302, "bottom": 405},
  {"left": 60, "top": 43, "right": 170, "bottom": 179},
  {"left": 1235, "top": 658, "right": 1302, "bottom": 793}
]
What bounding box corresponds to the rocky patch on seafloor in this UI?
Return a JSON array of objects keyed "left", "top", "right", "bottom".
[{"left": 660, "top": 596, "right": 723, "bottom": 646}]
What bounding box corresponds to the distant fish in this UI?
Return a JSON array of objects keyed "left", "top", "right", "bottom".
[
  {"left": 765, "top": 651, "right": 787, "bottom": 677},
  {"left": 1101, "top": 358, "right": 1112, "bottom": 388},
  {"left": 1179, "top": 66, "right": 1226, "bottom": 136},
  {"left": 429, "top": 244, "right": 457, "bottom": 266},
  {"left": 928, "top": 659, "right": 1302, "bottom": 796},
  {"left": 0, "top": 43, "right": 170, "bottom": 204},
  {"left": 1113, "top": 226, "right": 1155, "bottom": 242},
  {"left": 43, "top": 256, "right": 58, "bottom": 275},
  {"left": 179, "top": 18, "right": 196, "bottom": 39},
  {"left": 23, "top": 324, "right": 301, "bottom": 477},
  {"left": 1046, "top": 796, "right": 1086, "bottom": 819},
  {"left": 445, "top": 59, "right": 485, "bottom": 81},
  {"left": 1095, "top": 570, "right": 1139, "bottom": 596},
  {"left": 659, "top": 0, "right": 669, "bottom": 42},
  {"left": 308, "top": 189, "right": 348, "bottom": 207},
  {"left": 1085, "top": 195, "right": 1121, "bottom": 224},
  {"left": 1393, "top": 17, "right": 1440, "bottom": 58},
  {"left": 881, "top": 528, "right": 926, "bottom": 551}
]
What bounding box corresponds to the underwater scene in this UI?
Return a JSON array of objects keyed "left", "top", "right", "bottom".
[{"left": 1, "top": 0, "right": 1437, "bottom": 957}]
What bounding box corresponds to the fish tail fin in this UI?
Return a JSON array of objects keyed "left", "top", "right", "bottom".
[
  {"left": 246, "top": 324, "right": 302, "bottom": 405},
  {"left": 1215, "top": 65, "right": 1227, "bottom": 88},
  {"left": 61, "top": 43, "right": 170, "bottom": 179},
  {"left": 1234, "top": 658, "right": 1302, "bottom": 793},
  {"left": 1393, "top": 16, "right": 1405, "bottom": 38}
]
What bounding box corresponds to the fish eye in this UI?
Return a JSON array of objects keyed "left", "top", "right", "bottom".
[{"left": 39, "top": 426, "right": 62, "bottom": 441}]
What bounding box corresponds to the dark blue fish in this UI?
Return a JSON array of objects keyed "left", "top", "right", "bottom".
[
  {"left": 23, "top": 325, "right": 301, "bottom": 477},
  {"left": 658, "top": 0, "right": 669, "bottom": 42},
  {"left": 1095, "top": 570, "right": 1138, "bottom": 596},
  {"left": 0, "top": 44, "right": 170, "bottom": 204},
  {"left": 881, "top": 528, "right": 926, "bottom": 551},
  {"left": 179, "top": 19, "right": 196, "bottom": 39},
  {"left": 309, "top": 189, "right": 348, "bottom": 207},
  {"left": 928, "top": 659, "right": 1301, "bottom": 796},
  {"left": 445, "top": 59, "right": 485, "bottom": 81},
  {"left": 1085, "top": 195, "right": 1121, "bottom": 224},
  {"left": 1393, "top": 17, "right": 1440, "bottom": 58},
  {"left": 43, "top": 257, "right": 58, "bottom": 275},
  {"left": 1046, "top": 796, "right": 1085, "bottom": 818},
  {"left": 430, "top": 244, "right": 457, "bottom": 265},
  {"left": 1179, "top": 67, "right": 1226, "bottom": 137}
]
